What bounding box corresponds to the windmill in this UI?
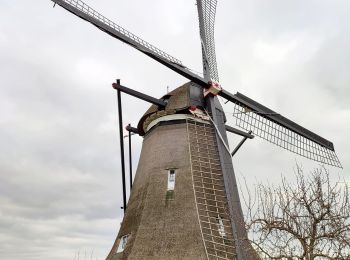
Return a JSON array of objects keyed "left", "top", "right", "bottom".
[{"left": 51, "top": 0, "right": 342, "bottom": 259}]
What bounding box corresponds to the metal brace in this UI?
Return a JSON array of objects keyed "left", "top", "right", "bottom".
[{"left": 231, "top": 130, "right": 253, "bottom": 157}]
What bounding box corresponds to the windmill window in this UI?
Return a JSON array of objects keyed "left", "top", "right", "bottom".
[
  {"left": 167, "top": 169, "right": 176, "bottom": 191},
  {"left": 217, "top": 216, "right": 226, "bottom": 237},
  {"left": 116, "top": 234, "right": 129, "bottom": 253}
]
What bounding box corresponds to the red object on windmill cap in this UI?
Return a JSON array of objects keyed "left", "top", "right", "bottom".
[{"left": 189, "top": 105, "right": 197, "bottom": 111}]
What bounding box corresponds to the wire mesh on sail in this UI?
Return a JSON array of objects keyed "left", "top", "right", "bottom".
[
  {"left": 196, "top": 0, "right": 219, "bottom": 82},
  {"left": 53, "top": 0, "right": 183, "bottom": 66},
  {"left": 231, "top": 103, "right": 342, "bottom": 168}
]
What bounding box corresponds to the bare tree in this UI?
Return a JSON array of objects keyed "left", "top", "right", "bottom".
[{"left": 242, "top": 165, "right": 350, "bottom": 260}]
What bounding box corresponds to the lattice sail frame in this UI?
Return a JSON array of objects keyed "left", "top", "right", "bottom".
[
  {"left": 231, "top": 103, "right": 342, "bottom": 168},
  {"left": 54, "top": 0, "right": 183, "bottom": 66},
  {"left": 196, "top": 0, "right": 219, "bottom": 82}
]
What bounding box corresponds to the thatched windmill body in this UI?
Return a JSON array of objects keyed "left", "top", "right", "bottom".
[{"left": 51, "top": 1, "right": 342, "bottom": 259}]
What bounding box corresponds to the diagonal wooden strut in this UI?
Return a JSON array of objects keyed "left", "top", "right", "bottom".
[{"left": 231, "top": 131, "right": 253, "bottom": 157}]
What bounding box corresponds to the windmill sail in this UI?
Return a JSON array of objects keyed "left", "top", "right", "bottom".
[
  {"left": 229, "top": 92, "right": 342, "bottom": 168},
  {"left": 52, "top": 0, "right": 342, "bottom": 169},
  {"left": 51, "top": 0, "right": 206, "bottom": 86},
  {"left": 196, "top": 0, "right": 219, "bottom": 82}
]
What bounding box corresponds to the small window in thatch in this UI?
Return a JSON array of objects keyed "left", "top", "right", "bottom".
[
  {"left": 167, "top": 169, "right": 176, "bottom": 191},
  {"left": 117, "top": 234, "right": 129, "bottom": 253},
  {"left": 217, "top": 216, "right": 226, "bottom": 237}
]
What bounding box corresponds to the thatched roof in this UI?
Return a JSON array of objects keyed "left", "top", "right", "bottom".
[{"left": 137, "top": 82, "right": 203, "bottom": 135}]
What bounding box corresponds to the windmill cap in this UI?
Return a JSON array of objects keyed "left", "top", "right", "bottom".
[{"left": 137, "top": 82, "right": 205, "bottom": 135}]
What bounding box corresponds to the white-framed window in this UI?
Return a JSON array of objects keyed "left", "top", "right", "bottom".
[
  {"left": 217, "top": 216, "right": 226, "bottom": 237},
  {"left": 167, "top": 169, "right": 176, "bottom": 191},
  {"left": 117, "top": 234, "right": 129, "bottom": 253}
]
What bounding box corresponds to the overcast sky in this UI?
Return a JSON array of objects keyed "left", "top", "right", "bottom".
[{"left": 0, "top": 0, "right": 349, "bottom": 259}]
